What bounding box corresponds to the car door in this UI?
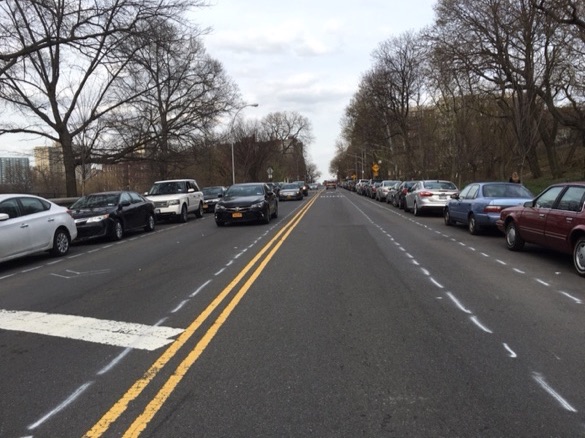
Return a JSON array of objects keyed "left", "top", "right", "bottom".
[
  {"left": 0, "top": 198, "right": 31, "bottom": 261},
  {"left": 119, "top": 191, "right": 139, "bottom": 229},
  {"left": 544, "top": 186, "right": 585, "bottom": 253},
  {"left": 450, "top": 184, "right": 475, "bottom": 222},
  {"left": 18, "top": 196, "right": 56, "bottom": 252},
  {"left": 519, "top": 185, "right": 565, "bottom": 246}
]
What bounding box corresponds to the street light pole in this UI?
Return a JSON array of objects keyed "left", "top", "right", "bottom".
[{"left": 230, "top": 103, "right": 259, "bottom": 185}]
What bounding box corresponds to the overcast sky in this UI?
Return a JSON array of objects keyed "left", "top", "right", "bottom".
[{"left": 195, "top": 0, "right": 438, "bottom": 180}]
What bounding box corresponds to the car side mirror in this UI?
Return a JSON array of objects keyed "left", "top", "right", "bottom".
[
  {"left": 451, "top": 193, "right": 459, "bottom": 199},
  {"left": 524, "top": 200, "right": 534, "bottom": 207}
]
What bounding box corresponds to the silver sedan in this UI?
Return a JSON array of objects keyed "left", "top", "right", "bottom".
[{"left": 404, "top": 180, "right": 459, "bottom": 216}]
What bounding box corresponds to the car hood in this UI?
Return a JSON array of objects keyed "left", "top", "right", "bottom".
[
  {"left": 219, "top": 195, "right": 264, "bottom": 207},
  {"left": 70, "top": 207, "right": 115, "bottom": 218}
]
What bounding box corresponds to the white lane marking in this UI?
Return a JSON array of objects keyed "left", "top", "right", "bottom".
[
  {"left": 532, "top": 372, "right": 577, "bottom": 413},
  {"left": 536, "top": 278, "right": 550, "bottom": 287},
  {"left": 214, "top": 267, "right": 226, "bottom": 276},
  {"left": 513, "top": 268, "right": 525, "bottom": 274},
  {"left": 470, "top": 316, "right": 493, "bottom": 333},
  {"left": 503, "top": 343, "right": 517, "bottom": 358},
  {"left": 0, "top": 274, "right": 16, "bottom": 280},
  {"left": 22, "top": 266, "right": 42, "bottom": 273},
  {"left": 190, "top": 279, "right": 211, "bottom": 298},
  {"left": 430, "top": 277, "right": 443, "bottom": 289},
  {"left": 171, "top": 300, "right": 189, "bottom": 313},
  {"left": 28, "top": 381, "right": 94, "bottom": 430},
  {"left": 0, "top": 309, "right": 183, "bottom": 351},
  {"left": 559, "top": 291, "right": 582, "bottom": 304},
  {"left": 496, "top": 259, "right": 506, "bottom": 265},
  {"left": 421, "top": 268, "right": 430, "bottom": 276},
  {"left": 446, "top": 292, "right": 472, "bottom": 314},
  {"left": 97, "top": 347, "right": 132, "bottom": 375}
]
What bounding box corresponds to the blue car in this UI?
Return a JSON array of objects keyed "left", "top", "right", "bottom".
[{"left": 444, "top": 182, "right": 533, "bottom": 235}]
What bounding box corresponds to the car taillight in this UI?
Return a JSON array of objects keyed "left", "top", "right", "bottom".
[
  {"left": 484, "top": 206, "right": 503, "bottom": 213},
  {"left": 419, "top": 191, "right": 433, "bottom": 197}
]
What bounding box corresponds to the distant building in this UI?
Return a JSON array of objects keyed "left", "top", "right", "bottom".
[
  {"left": 34, "top": 144, "right": 65, "bottom": 176},
  {"left": 0, "top": 156, "right": 30, "bottom": 184}
]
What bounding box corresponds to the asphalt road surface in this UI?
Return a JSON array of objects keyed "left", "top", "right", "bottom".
[{"left": 1, "top": 188, "right": 584, "bottom": 437}]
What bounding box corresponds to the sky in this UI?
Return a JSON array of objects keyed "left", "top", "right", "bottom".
[
  {"left": 194, "top": 0, "right": 438, "bottom": 180},
  {"left": 0, "top": 0, "right": 438, "bottom": 180}
]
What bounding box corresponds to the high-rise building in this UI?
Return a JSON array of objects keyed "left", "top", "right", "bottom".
[
  {"left": 0, "top": 157, "right": 30, "bottom": 184},
  {"left": 34, "top": 144, "right": 65, "bottom": 175}
]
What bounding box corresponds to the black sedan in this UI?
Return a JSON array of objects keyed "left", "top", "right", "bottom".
[
  {"left": 214, "top": 183, "right": 278, "bottom": 226},
  {"left": 70, "top": 191, "right": 156, "bottom": 241},
  {"left": 202, "top": 186, "right": 226, "bottom": 213}
]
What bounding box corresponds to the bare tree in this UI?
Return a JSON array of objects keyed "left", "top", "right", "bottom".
[
  {"left": 260, "top": 111, "right": 314, "bottom": 155},
  {"left": 105, "top": 21, "right": 239, "bottom": 180},
  {"left": 0, "top": 0, "right": 203, "bottom": 196}
]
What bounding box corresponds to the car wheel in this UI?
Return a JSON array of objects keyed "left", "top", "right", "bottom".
[
  {"left": 573, "top": 236, "right": 585, "bottom": 277},
  {"left": 178, "top": 204, "right": 188, "bottom": 223},
  {"left": 271, "top": 203, "right": 278, "bottom": 218},
  {"left": 404, "top": 201, "right": 410, "bottom": 213},
  {"left": 195, "top": 202, "right": 203, "bottom": 218},
  {"left": 144, "top": 213, "right": 155, "bottom": 232},
  {"left": 263, "top": 206, "right": 271, "bottom": 224},
  {"left": 505, "top": 221, "right": 524, "bottom": 251},
  {"left": 444, "top": 208, "right": 454, "bottom": 226},
  {"left": 413, "top": 202, "right": 420, "bottom": 216},
  {"left": 49, "top": 229, "right": 71, "bottom": 256},
  {"left": 111, "top": 219, "right": 124, "bottom": 241},
  {"left": 468, "top": 214, "right": 480, "bottom": 235}
]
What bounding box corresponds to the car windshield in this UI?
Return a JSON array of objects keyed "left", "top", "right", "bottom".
[
  {"left": 148, "top": 182, "right": 185, "bottom": 195},
  {"left": 203, "top": 187, "right": 223, "bottom": 196},
  {"left": 482, "top": 184, "right": 533, "bottom": 198},
  {"left": 71, "top": 194, "right": 120, "bottom": 209},
  {"left": 226, "top": 185, "right": 264, "bottom": 197},
  {"left": 282, "top": 184, "right": 299, "bottom": 190}
]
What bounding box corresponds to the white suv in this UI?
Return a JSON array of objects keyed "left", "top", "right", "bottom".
[{"left": 145, "top": 179, "right": 204, "bottom": 222}]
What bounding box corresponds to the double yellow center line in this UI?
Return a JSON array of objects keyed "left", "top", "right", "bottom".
[{"left": 85, "top": 193, "right": 320, "bottom": 437}]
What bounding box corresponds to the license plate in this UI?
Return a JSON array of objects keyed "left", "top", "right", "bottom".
[
  {"left": 203, "top": 204, "right": 208, "bottom": 209},
  {"left": 232, "top": 212, "right": 243, "bottom": 218}
]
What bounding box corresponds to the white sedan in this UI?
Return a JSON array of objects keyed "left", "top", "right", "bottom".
[
  {"left": 404, "top": 180, "right": 459, "bottom": 216},
  {"left": 0, "top": 194, "right": 78, "bottom": 263}
]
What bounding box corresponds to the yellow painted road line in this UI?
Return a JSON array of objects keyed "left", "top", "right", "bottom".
[{"left": 84, "top": 193, "right": 320, "bottom": 437}]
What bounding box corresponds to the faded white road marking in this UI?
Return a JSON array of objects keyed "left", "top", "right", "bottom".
[
  {"left": 446, "top": 292, "right": 472, "bottom": 314},
  {"left": 532, "top": 372, "right": 577, "bottom": 412},
  {"left": 470, "top": 316, "right": 493, "bottom": 333},
  {"left": 503, "top": 343, "right": 517, "bottom": 358},
  {"left": 0, "top": 309, "right": 183, "bottom": 351}
]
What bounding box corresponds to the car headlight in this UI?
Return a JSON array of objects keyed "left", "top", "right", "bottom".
[
  {"left": 168, "top": 199, "right": 180, "bottom": 206},
  {"left": 215, "top": 204, "right": 226, "bottom": 212},
  {"left": 251, "top": 201, "right": 265, "bottom": 209},
  {"left": 85, "top": 214, "right": 110, "bottom": 223}
]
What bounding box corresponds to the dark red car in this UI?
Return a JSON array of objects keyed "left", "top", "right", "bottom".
[{"left": 496, "top": 182, "right": 585, "bottom": 276}]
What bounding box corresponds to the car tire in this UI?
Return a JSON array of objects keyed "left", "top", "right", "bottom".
[
  {"left": 263, "top": 206, "right": 271, "bottom": 224},
  {"left": 444, "top": 208, "right": 454, "bottom": 226},
  {"left": 49, "top": 229, "right": 71, "bottom": 256},
  {"left": 111, "top": 219, "right": 124, "bottom": 241},
  {"left": 144, "top": 214, "right": 155, "bottom": 232},
  {"left": 468, "top": 214, "right": 480, "bottom": 235},
  {"left": 505, "top": 221, "right": 524, "bottom": 251},
  {"left": 413, "top": 202, "right": 420, "bottom": 216},
  {"left": 178, "top": 204, "right": 188, "bottom": 223},
  {"left": 195, "top": 202, "right": 203, "bottom": 218},
  {"left": 404, "top": 201, "right": 410, "bottom": 213},
  {"left": 573, "top": 236, "right": 585, "bottom": 277},
  {"left": 271, "top": 203, "right": 278, "bottom": 219}
]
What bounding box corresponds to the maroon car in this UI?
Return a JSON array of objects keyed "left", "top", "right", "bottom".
[{"left": 496, "top": 182, "right": 585, "bottom": 276}]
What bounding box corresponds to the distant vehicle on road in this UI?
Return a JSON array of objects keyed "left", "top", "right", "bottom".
[
  {"left": 215, "top": 182, "right": 278, "bottom": 226},
  {"left": 279, "top": 183, "right": 304, "bottom": 201},
  {"left": 202, "top": 186, "right": 226, "bottom": 213}
]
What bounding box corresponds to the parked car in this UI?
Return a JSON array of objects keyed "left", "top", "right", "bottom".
[
  {"left": 70, "top": 191, "right": 155, "bottom": 241},
  {"left": 496, "top": 182, "right": 585, "bottom": 276},
  {"left": 278, "top": 183, "right": 304, "bottom": 201},
  {"left": 444, "top": 182, "right": 533, "bottom": 234},
  {"left": 404, "top": 180, "right": 459, "bottom": 215},
  {"left": 394, "top": 181, "right": 416, "bottom": 209},
  {"left": 386, "top": 181, "right": 402, "bottom": 205},
  {"left": 215, "top": 182, "right": 278, "bottom": 226},
  {"left": 202, "top": 186, "right": 226, "bottom": 213},
  {"left": 367, "top": 181, "right": 382, "bottom": 199},
  {"left": 376, "top": 180, "right": 401, "bottom": 202},
  {"left": 0, "top": 194, "right": 77, "bottom": 263},
  {"left": 145, "top": 179, "right": 204, "bottom": 222}
]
